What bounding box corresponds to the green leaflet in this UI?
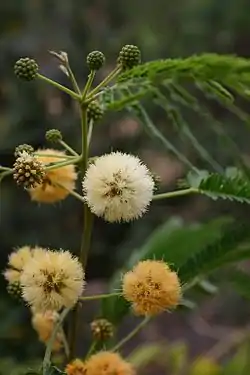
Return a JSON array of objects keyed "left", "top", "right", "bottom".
[
  {"left": 187, "top": 169, "right": 250, "bottom": 203},
  {"left": 179, "top": 223, "right": 250, "bottom": 283},
  {"left": 127, "top": 102, "right": 198, "bottom": 171},
  {"left": 230, "top": 269, "right": 250, "bottom": 300},
  {"left": 119, "top": 54, "right": 250, "bottom": 84},
  {"left": 101, "top": 216, "right": 232, "bottom": 324}
]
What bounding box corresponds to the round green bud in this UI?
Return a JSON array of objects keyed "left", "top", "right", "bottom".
[
  {"left": 14, "top": 57, "right": 39, "bottom": 81},
  {"left": 14, "top": 144, "right": 34, "bottom": 158},
  {"left": 87, "top": 101, "right": 104, "bottom": 123},
  {"left": 117, "top": 45, "right": 141, "bottom": 69},
  {"left": 45, "top": 129, "right": 63, "bottom": 143},
  {"left": 91, "top": 318, "right": 114, "bottom": 341},
  {"left": 7, "top": 281, "right": 23, "bottom": 301},
  {"left": 87, "top": 51, "right": 105, "bottom": 71}
]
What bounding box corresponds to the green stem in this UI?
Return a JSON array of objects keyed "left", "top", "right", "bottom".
[
  {"left": 0, "top": 166, "right": 12, "bottom": 172},
  {"left": 59, "top": 140, "right": 80, "bottom": 157},
  {"left": 55, "top": 183, "right": 85, "bottom": 203},
  {"left": 79, "top": 292, "right": 121, "bottom": 301},
  {"left": 68, "top": 104, "right": 94, "bottom": 360},
  {"left": 0, "top": 170, "right": 13, "bottom": 181},
  {"left": 85, "top": 341, "right": 97, "bottom": 359},
  {"left": 60, "top": 328, "right": 70, "bottom": 359},
  {"left": 112, "top": 317, "right": 150, "bottom": 352},
  {"left": 35, "top": 153, "right": 75, "bottom": 159},
  {"left": 66, "top": 65, "right": 82, "bottom": 95},
  {"left": 44, "top": 157, "right": 80, "bottom": 171},
  {"left": 37, "top": 74, "right": 81, "bottom": 101},
  {"left": 86, "top": 66, "right": 121, "bottom": 101},
  {"left": 87, "top": 120, "right": 94, "bottom": 147},
  {"left": 82, "top": 71, "right": 96, "bottom": 99},
  {"left": 152, "top": 188, "right": 197, "bottom": 201},
  {"left": 43, "top": 307, "right": 70, "bottom": 375}
]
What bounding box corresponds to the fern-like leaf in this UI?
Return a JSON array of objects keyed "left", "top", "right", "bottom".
[{"left": 187, "top": 169, "right": 250, "bottom": 203}]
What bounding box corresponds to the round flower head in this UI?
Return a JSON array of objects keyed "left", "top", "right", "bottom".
[
  {"left": 83, "top": 351, "right": 135, "bottom": 375},
  {"left": 82, "top": 152, "right": 154, "bottom": 222},
  {"left": 122, "top": 260, "right": 181, "bottom": 316},
  {"left": 32, "top": 310, "right": 62, "bottom": 351},
  {"left": 65, "top": 359, "right": 85, "bottom": 375},
  {"left": 28, "top": 148, "right": 77, "bottom": 203},
  {"left": 3, "top": 246, "right": 34, "bottom": 284},
  {"left": 21, "top": 249, "right": 85, "bottom": 311}
]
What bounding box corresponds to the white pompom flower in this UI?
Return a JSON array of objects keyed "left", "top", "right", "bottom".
[
  {"left": 82, "top": 152, "right": 155, "bottom": 223},
  {"left": 21, "top": 249, "right": 85, "bottom": 311}
]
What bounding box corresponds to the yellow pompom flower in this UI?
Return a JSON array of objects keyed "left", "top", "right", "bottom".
[
  {"left": 83, "top": 351, "right": 135, "bottom": 375},
  {"left": 21, "top": 249, "right": 85, "bottom": 311},
  {"left": 82, "top": 152, "right": 154, "bottom": 222},
  {"left": 65, "top": 359, "right": 85, "bottom": 375},
  {"left": 122, "top": 260, "right": 181, "bottom": 316},
  {"left": 3, "top": 246, "right": 33, "bottom": 284},
  {"left": 32, "top": 310, "right": 62, "bottom": 351},
  {"left": 28, "top": 148, "right": 77, "bottom": 203}
]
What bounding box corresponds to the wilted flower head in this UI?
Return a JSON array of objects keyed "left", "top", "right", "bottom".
[
  {"left": 65, "top": 359, "right": 85, "bottom": 375},
  {"left": 122, "top": 260, "right": 181, "bottom": 316},
  {"left": 21, "top": 249, "right": 85, "bottom": 311},
  {"left": 83, "top": 351, "right": 135, "bottom": 375},
  {"left": 82, "top": 152, "right": 154, "bottom": 222},
  {"left": 28, "top": 148, "right": 77, "bottom": 203},
  {"left": 3, "top": 246, "right": 34, "bottom": 284},
  {"left": 32, "top": 310, "right": 62, "bottom": 351}
]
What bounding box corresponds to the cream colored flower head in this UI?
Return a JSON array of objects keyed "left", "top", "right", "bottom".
[
  {"left": 28, "top": 148, "right": 77, "bottom": 203},
  {"left": 82, "top": 152, "right": 154, "bottom": 222},
  {"left": 21, "top": 249, "right": 85, "bottom": 311},
  {"left": 83, "top": 351, "right": 135, "bottom": 375},
  {"left": 32, "top": 310, "right": 62, "bottom": 351},
  {"left": 122, "top": 260, "right": 181, "bottom": 316},
  {"left": 3, "top": 246, "right": 34, "bottom": 284}
]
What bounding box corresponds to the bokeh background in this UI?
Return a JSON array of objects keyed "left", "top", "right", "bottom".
[{"left": 1, "top": 1, "right": 250, "bottom": 374}]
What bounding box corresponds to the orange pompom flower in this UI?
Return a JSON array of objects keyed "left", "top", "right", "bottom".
[
  {"left": 65, "top": 359, "right": 85, "bottom": 375},
  {"left": 122, "top": 260, "right": 181, "bottom": 316},
  {"left": 83, "top": 351, "right": 135, "bottom": 375},
  {"left": 28, "top": 148, "right": 77, "bottom": 203}
]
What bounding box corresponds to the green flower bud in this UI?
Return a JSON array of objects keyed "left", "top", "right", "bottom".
[
  {"left": 87, "top": 51, "right": 105, "bottom": 70},
  {"left": 45, "top": 129, "right": 63, "bottom": 143},
  {"left": 118, "top": 45, "right": 141, "bottom": 69},
  {"left": 14, "top": 57, "right": 39, "bottom": 81}
]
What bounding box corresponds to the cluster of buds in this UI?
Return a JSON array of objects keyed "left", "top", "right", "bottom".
[{"left": 13, "top": 151, "right": 45, "bottom": 189}]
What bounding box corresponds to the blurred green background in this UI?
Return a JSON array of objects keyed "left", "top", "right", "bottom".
[{"left": 2, "top": 1, "right": 250, "bottom": 374}]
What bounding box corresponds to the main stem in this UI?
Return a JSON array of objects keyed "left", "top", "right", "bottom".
[{"left": 68, "top": 103, "right": 93, "bottom": 359}]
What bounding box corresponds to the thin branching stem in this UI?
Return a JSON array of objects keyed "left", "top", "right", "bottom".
[
  {"left": 79, "top": 292, "right": 121, "bottom": 301},
  {"left": 82, "top": 71, "right": 96, "bottom": 99},
  {"left": 86, "top": 341, "right": 97, "bottom": 359},
  {"left": 43, "top": 307, "right": 70, "bottom": 375},
  {"left": 37, "top": 74, "right": 81, "bottom": 101},
  {"left": 44, "top": 157, "right": 80, "bottom": 171},
  {"left": 86, "top": 66, "right": 122, "bottom": 101},
  {"left": 55, "top": 183, "right": 85, "bottom": 203},
  {"left": 34, "top": 153, "right": 74, "bottom": 159},
  {"left": 66, "top": 65, "right": 82, "bottom": 95},
  {"left": 0, "top": 166, "right": 12, "bottom": 172},
  {"left": 152, "top": 188, "right": 198, "bottom": 201},
  {"left": 112, "top": 317, "right": 150, "bottom": 352},
  {"left": 59, "top": 140, "right": 80, "bottom": 157}
]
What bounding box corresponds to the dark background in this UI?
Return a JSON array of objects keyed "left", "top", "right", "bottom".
[{"left": 1, "top": 1, "right": 250, "bottom": 373}]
